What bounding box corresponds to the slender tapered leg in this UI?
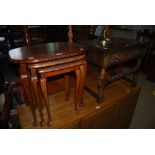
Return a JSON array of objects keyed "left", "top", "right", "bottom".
[
  {"left": 29, "top": 81, "right": 37, "bottom": 108},
  {"left": 30, "top": 69, "right": 45, "bottom": 126},
  {"left": 64, "top": 74, "right": 70, "bottom": 101},
  {"left": 38, "top": 84, "right": 44, "bottom": 109},
  {"left": 74, "top": 69, "right": 81, "bottom": 113},
  {"left": 40, "top": 77, "right": 52, "bottom": 126},
  {"left": 20, "top": 64, "right": 37, "bottom": 127}
]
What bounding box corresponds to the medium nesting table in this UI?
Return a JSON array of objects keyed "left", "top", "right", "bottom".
[{"left": 9, "top": 42, "right": 87, "bottom": 127}]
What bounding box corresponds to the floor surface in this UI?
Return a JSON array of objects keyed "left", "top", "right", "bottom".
[
  {"left": 130, "top": 73, "right": 155, "bottom": 128},
  {"left": 1, "top": 58, "right": 155, "bottom": 128}
]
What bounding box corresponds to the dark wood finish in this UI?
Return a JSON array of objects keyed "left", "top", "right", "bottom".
[
  {"left": 9, "top": 42, "right": 85, "bottom": 63},
  {"left": 68, "top": 25, "right": 73, "bottom": 43},
  {"left": 78, "top": 38, "right": 147, "bottom": 103},
  {"left": 79, "top": 62, "right": 87, "bottom": 107},
  {"left": 17, "top": 79, "right": 141, "bottom": 129}
]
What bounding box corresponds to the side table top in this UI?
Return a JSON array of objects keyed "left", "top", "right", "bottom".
[
  {"left": 9, "top": 42, "right": 85, "bottom": 64},
  {"left": 78, "top": 37, "right": 147, "bottom": 53}
]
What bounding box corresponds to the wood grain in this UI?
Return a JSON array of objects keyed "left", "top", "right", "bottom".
[{"left": 17, "top": 79, "right": 140, "bottom": 129}]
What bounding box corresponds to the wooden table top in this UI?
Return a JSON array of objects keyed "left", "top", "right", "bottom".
[
  {"left": 78, "top": 37, "right": 147, "bottom": 54},
  {"left": 78, "top": 37, "right": 147, "bottom": 68},
  {"left": 9, "top": 42, "right": 85, "bottom": 64}
]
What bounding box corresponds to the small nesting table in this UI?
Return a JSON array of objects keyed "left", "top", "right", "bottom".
[{"left": 9, "top": 42, "right": 87, "bottom": 126}]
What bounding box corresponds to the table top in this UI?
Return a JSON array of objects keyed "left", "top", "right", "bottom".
[
  {"left": 78, "top": 37, "right": 148, "bottom": 68},
  {"left": 9, "top": 42, "right": 85, "bottom": 64},
  {"left": 78, "top": 37, "right": 147, "bottom": 54}
]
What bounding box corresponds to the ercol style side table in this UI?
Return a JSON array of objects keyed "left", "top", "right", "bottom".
[{"left": 9, "top": 42, "right": 87, "bottom": 126}]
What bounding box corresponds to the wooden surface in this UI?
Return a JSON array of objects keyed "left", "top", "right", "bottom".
[
  {"left": 78, "top": 37, "right": 146, "bottom": 103},
  {"left": 9, "top": 42, "right": 85, "bottom": 63},
  {"left": 78, "top": 38, "right": 147, "bottom": 68},
  {"left": 17, "top": 79, "right": 140, "bottom": 129},
  {"left": 8, "top": 42, "right": 86, "bottom": 126}
]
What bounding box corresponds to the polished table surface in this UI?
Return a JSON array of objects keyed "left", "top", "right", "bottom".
[
  {"left": 78, "top": 38, "right": 146, "bottom": 52},
  {"left": 78, "top": 38, "right": 147, "bottom": 68},
  {"left": 9, "top": 42, "right": 85, "bottom": 63},
  {"left": 9, "top": 42, "right": 86, "bottom": 127}
]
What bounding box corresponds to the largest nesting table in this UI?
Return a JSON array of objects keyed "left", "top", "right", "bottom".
[{"left": 9, "top": 42, "right": 86, "bottom": 126}]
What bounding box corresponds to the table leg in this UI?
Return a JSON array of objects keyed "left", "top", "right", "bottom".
[
  {"left": 97, "top": 68, "right": 106, "bottom": 103},
  {"left": 40, "top": 76, "right": 52, "bottom": 126},
  {"left": 64, "top": 74, "right": 70, "bottom": 101},
  {"left": 74, "top": 69, "right": 81, "bottom": 113},
  {"left": 20, "top": 64, "right": 37, "bottom": 127},
  {"left": 79, "top": 61, "right": 87, "bottom": 107},
  {"left": 30, "top": 69, "right": 45, "bottom": 126}
]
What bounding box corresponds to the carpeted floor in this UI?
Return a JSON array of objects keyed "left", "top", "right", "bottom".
[{"left": 130, "top": 73, "right": 155, "bottom": 128}]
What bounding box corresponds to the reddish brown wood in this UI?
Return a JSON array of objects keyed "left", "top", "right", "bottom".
[
  {"left": 9, "top": 42, "right": 85, "bottom": 64},
  {"left": 79, "top": 61, "right": 87, "bottom": 107},
  {"left": 40, "top": 77, "right": 52, "bottom": 126},
  {"left": 20, "top": 63, "right": 37, "bottom": 126},
  {"left": 78, "top": 65, "right": 84, "bottom": 107},
  {"left": 75, "top": 69, "right": 81, "bottom": 112},
  {"left": 28, "top": 55, "right": 85, "bottom": 69},
  {"left": 30, "top": 68, "right": 45, "bottom": 126},
  {"left": 9, "top": 42, "right": 86, "bottom": 127},
  {"left": 64, "top": 75, "right": 70, "bottom": 101},
  {"left": 17, "top": 79, "right": 141, "bottom": 129},
  {"left": 38, "top": 62, "right": 85, "bottom": 113}
]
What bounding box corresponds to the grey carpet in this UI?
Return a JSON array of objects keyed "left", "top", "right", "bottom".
[{"left": 130, "top": 73, "right": 155, "bottom": 128}]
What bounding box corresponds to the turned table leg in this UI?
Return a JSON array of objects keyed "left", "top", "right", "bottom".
[
  {"left": 74, "top": 69, "right": 81, "bottom": 112},
  {"left": 20, "top": 64, "right": 37, "bottom": 126},
  {"left": 79, "top": 61, "right": 87, "bottom": 107},
  {"left": 97, "top": 68, "right": 106, "bottom": 103}
]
